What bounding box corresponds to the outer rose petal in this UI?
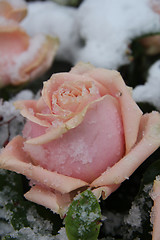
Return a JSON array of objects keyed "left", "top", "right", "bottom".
[
  {"left": 70, "top": 62, "right": 143, "bottom": 153},
  {"left": 14, "top": 99, "right": 51, "bottom": 127},
  {"left": 0, "top": 136, "right": 88, "bottom": 194},
  {"left": 151, "top": 178, "right": 160, "bottom": 240},
  {"left": 0, "top": 0, "right": 27, "bottom": 22},
  {"left": 92, "top": 111, "right": 160, "bottom": 187},
  {"left": 0, "top": 20, "right": 59, "bottom": 87},
  {"left": 18, "top": 35, "right": 59, "bottom": 85},
  {"left": 24, "top": 185, "right": 120, "bottom": 216},
  {"left": 24, "top": 185, "right": 71, "bottom": 217}
]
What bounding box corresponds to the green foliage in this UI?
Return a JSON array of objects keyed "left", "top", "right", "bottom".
[
  {"left": 0, "top": 169, "right": 62, "bottom": 239},
  {"left": 65, "top": 190, "right": 101, "bottom": 240}
]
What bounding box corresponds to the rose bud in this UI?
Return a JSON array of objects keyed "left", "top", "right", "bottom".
[{"left": 0, "top": 62, "right": 160, "bottom": 217}]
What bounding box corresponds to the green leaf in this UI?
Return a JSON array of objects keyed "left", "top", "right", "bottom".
[
  {"left": 0, "top": 169, "right": 63, "bottom": 238},
  {"left": 65, "top": 189, "right": 101, "bottom": 240}
]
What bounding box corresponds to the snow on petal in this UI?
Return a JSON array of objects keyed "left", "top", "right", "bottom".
[
  {"left": 12, "top": 35, "right": 59, "bottom": 85},
  {"left": 92, "top": 111, "right": 160, "bottom": 187},
  {"left": 0, "top": 136, "right": 88, "bottom": 194},
  {"left": 0, "top": 0, "right": 27, "bottom": 22},
  {"left": 0, "top": 15, "right": 59, "bottom": 87}
]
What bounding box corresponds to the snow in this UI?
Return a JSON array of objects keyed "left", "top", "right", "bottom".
[
  {"left": 0, "top": 90, "right": 34, "bottom": 148},
  {"left": 124, "top": 203, "right": 142, "bottom": 227},
  {"left": 21, "top": 1, "right": 78, "bottom": 63},
  {"left": 133, "top": 60, "right": 160, "bottom": 110},
  {"left": 21, "top": 0, "right": 160, "bottom": 69}
]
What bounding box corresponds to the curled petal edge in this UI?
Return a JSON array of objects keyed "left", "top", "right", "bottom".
[
  {"left": 0, "top": 136, "right": 88, "bottom": 194},
  {"left": 25, "top": 95, "right": 109, "bottom": 145},
  {"left": 92, "top": 111, "right": 160, "bottom": 187},
  {"left": 70, "top": 62, "right": 143, "bottom": 153}
]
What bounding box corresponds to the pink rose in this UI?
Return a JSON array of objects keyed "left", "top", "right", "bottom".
[
  {"left": 1, "top": 62, "right": 160, "bottom": 216},
  {"left": 0, "top": 0, "right": 59, "bottom": 87}
]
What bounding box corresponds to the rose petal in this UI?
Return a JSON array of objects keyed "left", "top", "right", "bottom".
[
  {"left": 16, "top": 35, "right": 59, "bottom": 85},
  {"left": 0, "top": 0, "right": 27, "bottom": 22},
  {"left": 0, "top": 136, "right": 88, "bottom": 194},
  {"left": 92, "top": 111, "right": 160, "bottom": 187},
  {"left": 71, "top": 62, "right": 142, "bottom": 153},
  {"left": 0, "top": 21, "right": 59, "bottom": 87},
  {"left": 92, "top": 185, "right": 120, "bottom": 200},
  {"left": 14, "top": 100, "right": 50, "bottom": 127},
  {"left": 42, "top": 72, "right": 108, "bottom": 112},
  {"left": 150, "top": 179, "right": 160, "bottom": 240},
  {"left": 24, "top": 95, "right": 124, "bottom": 183},
  {"left": 24, "top": 185, "right": 71, "bottom": 216},
  {"left": 24, "top": 94, "right": 123, "bottom": 146}
]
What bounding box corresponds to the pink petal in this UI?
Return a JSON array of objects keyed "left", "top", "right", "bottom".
[
  {"left": 92, "top": 111, "right": 160, "bottom": 187},
  {"left": 92, "top": 185, "right": 120, "bottom": 200},
  {"left": 24, "top": 185, "right": 71, "bottom": 216},
  {"left": 42, "top": 72, "right": 107, "bottom": 112},
  {"left": 85, "top": 67, "right": 142, "bottom": 153},
  {"left": 70, "top": 62, "right": 142, "bottom": 153},
  {"left": 151, "top": 179, "right": 160, "bottom": 240},
  {"left": 0, "top": 21, "right": 59, "bottom": 87},
  {"left": 0, "top": 0, "right": 27, "bottom": 22},
  {"left": 23, "top": 95, "right": 125, "bottom": 183},
  {"left": 0, "top": 136, "right": 88, "bottom": 194},
  {"left": 14, "top": 100, "right": 50, "bottom": 127}
]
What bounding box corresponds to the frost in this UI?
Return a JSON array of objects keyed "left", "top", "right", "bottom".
[
  {"left": 69, "top": 138, "right": 93, "bottom": 164},
  {"left": 9, "top": 227, "right": 55, "bottom": 240},
  {"left": 103, "top": 211, "right": 124, "bottom": 236},
  {"left": 124, "top": 203, "right": 142, "bottom": 227},
  {"left": 54, "top": 228, "right": 68, "bottom": 240},
  {"left": 0, "top": 90, "right": 34, "bottom": 148},
  {"left": 0, "top": 222, "right": 14, "bottom": 236},
  {"left": 26, "top": 207, "right": 53, "bottom": 233}
]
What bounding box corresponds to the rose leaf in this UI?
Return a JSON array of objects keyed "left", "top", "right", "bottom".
[{"left": 65, "top": 189, "right": 101, "bottom": 240}]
